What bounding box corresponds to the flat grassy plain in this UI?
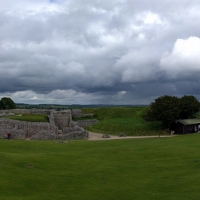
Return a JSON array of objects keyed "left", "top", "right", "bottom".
[
  {"left": 1, "top": 134, "right": 200, "bottom": 200},
  {"left": 81, "top": 107, "right": 165, "bottom": 136}
]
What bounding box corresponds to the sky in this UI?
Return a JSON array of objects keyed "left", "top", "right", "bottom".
[{"left": 0, "top": 0, "right": 200, "bottom": 105}]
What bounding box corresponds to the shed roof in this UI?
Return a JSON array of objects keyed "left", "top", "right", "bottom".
[{"left": 177, "top": 119, "right": 200, "bottom": 125}]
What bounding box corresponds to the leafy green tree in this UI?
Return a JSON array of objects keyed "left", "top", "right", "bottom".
[
  {"left": 143, "top": 95, "right": 181, "bottom": 128},
  {"left": 0, "top": 97, "right": 16, "bottom": 109},
  {"left": 179, "top": 95, "right": 200, "bottom": 119},
  {"left": 143, "top": 95, "right": 200, "bottom": 129},
  {"left": 143, "top": 95, "right": 180, "bottom": 128},
  {"left": 0, "top": 100, "right": 3, "bottom": 109}
]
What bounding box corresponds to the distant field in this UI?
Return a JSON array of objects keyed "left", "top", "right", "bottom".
[
  {"left": 1, "top": 134, "right": 200, "bottom": 200},
  {"left": 81, "top": 107, "right": 164, "bottom": 136},
  {"left": 4, "top": 114, "right": 49, "bottom": 122}
]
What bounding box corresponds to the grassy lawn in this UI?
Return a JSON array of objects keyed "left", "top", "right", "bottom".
[
  {"left": 81, "top": 107, "right": 164, "bottom": 136},
  {"left": 4, "top": 114, "right": 49, "bottom": 122},
  {"left": 1, "top": 134, "right": 200, "bottom": 199}
]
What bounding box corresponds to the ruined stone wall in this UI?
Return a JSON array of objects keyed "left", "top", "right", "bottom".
[
  {"left": 54, "top": 114, "right": 70, "bottom": 128},
  {"left": 0, "top": 109, "right": 88, "bottom": 140},
  {"left": 0, "top": 109, "right": 50, "bottom": 115},
  {"left": 0, "top": 109, "right": 30, "bottom": 115},
  {"left": 76, "top": 119, "right": 99, "bottom": 127},
  {"left": 48, "top": 114, "right": 56, "bottom": 126},
  {"left": 72, "top": 109, "right": 94, "bottom": 118},
  {"left": 0, "top": 118, "right": 57, "bottom": 139},
  {"left": 50, "top": 110, "right": 72, "bottom": 129},
  {"left": 29, "top": 109, "right": 50, "bottom": 114}
]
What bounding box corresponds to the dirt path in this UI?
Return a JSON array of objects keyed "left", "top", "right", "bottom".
[{"left": 87, "top": 132, "right": 174, "bottom": 141}]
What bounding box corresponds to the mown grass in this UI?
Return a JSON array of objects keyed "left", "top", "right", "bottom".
[
  {"left": 81, "top": 107, "right": 164, "bottom": 136},
  {"left": 4, "top": 114, "right": 49, "bottom": 122},
  {"left": 1, "top": 134, "right": 200, "bottom": 200}
]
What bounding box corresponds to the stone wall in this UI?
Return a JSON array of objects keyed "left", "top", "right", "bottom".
[
  {"left": 72, "top": 109, "right": 94, "bottom": 118},
  {"left": 76, "top": 119, "right": 99, "bottom": 127},
  {"left": 0, "top": 109, "right": 88, "bottom": 140},
  {"left": 49, "top": 110, "right": 72, "bottom": 129},
  {"left": 0, "top": 109, "right": 30, "bottom": 115},
  {"left": 0, "top": 109, "right": 50, "bottom": 115},
  {"left": 0, "top": 118, "right": 57, "bottom": 139},
  {"left": 53, "top": 114, "right": 70, "bottom": 128}
]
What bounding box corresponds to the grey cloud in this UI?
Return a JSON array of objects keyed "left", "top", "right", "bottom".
[{"left": 0, "top": 0, "right": 200, "bottom": 104}]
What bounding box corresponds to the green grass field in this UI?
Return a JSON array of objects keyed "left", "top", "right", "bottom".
[
  {"left": 1, "top": 134, "right": 200, "bottom": 200},
  {"left": 81, "top": 107, "right": 164, "bottom": 136}
]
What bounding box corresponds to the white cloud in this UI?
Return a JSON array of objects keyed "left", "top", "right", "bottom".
[
  {"left": 141, "top": 12, "right": 162, "bottom": 25},
  {"left": 160, "top": 36, "right": 200, "bottom": 78}
]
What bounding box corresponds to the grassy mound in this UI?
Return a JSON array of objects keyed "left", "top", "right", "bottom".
[
  {"left": 193, "top": 111, "right": 200, "bottom": 118},
  {"left": 81, "top": 107, "right": 164, "bottom": 136},
  {"left": 1, "top": 134, "right": 200, "bottom": 199}
]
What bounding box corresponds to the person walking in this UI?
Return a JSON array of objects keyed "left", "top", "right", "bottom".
[{"left": 7, "top": 132, "right": 11, "bottom": 140}]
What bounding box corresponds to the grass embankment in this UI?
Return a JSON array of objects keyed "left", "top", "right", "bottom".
[
  {"left": 1, "top": 134, "right": 200, "bottom": 200},
  {"left": 193, "top": 111, "right": 200, "bottom": 118},
  {"left": 81, "top": 107, "right": 164, "bottom": 136},
  {"left": 4, "top": 114, "right": 49, "bottom": 122}
]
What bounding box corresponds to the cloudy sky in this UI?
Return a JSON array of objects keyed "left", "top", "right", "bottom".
[{"left": 0, "top": 0, "right": 200, "bottom": 105}]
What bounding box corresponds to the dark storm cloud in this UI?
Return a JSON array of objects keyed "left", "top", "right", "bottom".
[{"left": 0, "top": 0, "right": 200, "bottom": 104}]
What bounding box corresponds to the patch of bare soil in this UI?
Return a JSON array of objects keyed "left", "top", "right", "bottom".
[{"left": 87, "top": 132, "right": 174, "bottom": 141}]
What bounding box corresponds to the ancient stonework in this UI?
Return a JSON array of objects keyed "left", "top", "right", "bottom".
[
  {"left": 71, "top": 109, "right": 99, "bottom": 127},
  {"left": 0, "top": 109, "right": 50, "bottom": 115},
  {"left": 72, "top": 109, "right": 94, "bottom": 118},
  {"left": 76, "top": 119, "right": 99, "bottom": 127},
  {"left": 0, "top": 109, "right": 88, "bottom": 140}
]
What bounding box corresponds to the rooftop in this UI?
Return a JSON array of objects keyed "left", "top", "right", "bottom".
[{"left": 177, "top": 119, "right": 200, "bottom": 125}]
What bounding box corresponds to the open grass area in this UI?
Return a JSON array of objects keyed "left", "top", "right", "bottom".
[
  {"left": 4, "top": 114, "right": 49, "bottom": 122},
  {"left": 1, "top": 134, "right": 200, "bottom": 199},
  {"left": 81, "top": 107, "right": 164, "bottom": 136}
]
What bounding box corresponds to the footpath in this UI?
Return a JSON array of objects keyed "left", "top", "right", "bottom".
[{"left": 87, "top": 132, "right": 175, "bottom": 141}]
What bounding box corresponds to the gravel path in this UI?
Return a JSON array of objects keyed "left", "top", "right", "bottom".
[{"left": 87, "top": 132, "right": 174, "bottom": 141}]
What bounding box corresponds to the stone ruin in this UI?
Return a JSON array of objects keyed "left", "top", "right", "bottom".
[
  {"left": 72, "top": 109, "right": 94, "bottom": 118},
  {"left": 0, "top": 109, "right": 89, "bottom": 140},
  {"left": 72, "top": 109, "right": 99, "bottom": 127}
]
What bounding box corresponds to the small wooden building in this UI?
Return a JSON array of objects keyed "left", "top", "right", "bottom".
[{"left": 174, "top": 119, "right": 200, "bottom": 134}]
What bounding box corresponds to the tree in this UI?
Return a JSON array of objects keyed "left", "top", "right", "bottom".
[
  {"left": 143, "top": 95, "right": 200, "bottom": 129},
  {"left": 143, "top": 95, "right": 180, "bottom": 128},
  {"left": 0, "top": 100, "right": 3, "bottom": 109},
  {"left": 179, "top": 95, "right": 200, "bottom": 119},
  {"left": 0, "top": 97, "right": 16, "bottom": 109}
]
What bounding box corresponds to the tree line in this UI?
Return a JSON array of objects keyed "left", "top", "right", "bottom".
[
  {"left": 143, "top": 95, "right": 200, "bottom": 129},
  {"left": 0, "top": 97, "right": 16, "bottom": 110}
]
